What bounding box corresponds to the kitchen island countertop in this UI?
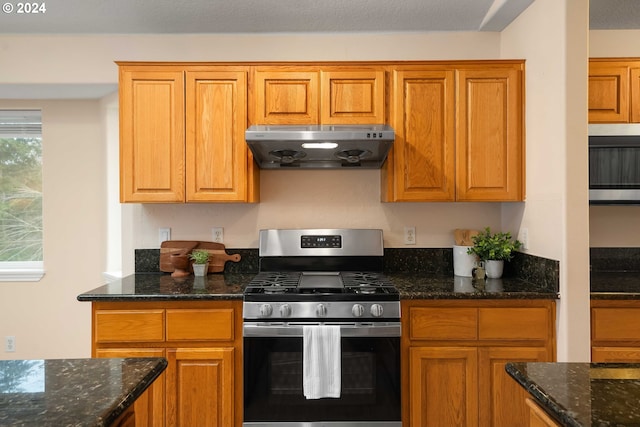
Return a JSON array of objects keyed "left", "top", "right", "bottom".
[
  {"left": 77, "top": 272, "right": 558, "bottom": 301},
  {"left": 506, "top": 362, "right": 640, "bottom": 427},
  {"left": 0, "top": 357, "right": 167, "bottom": 427}
]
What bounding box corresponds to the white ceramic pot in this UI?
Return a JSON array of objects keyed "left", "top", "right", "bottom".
[
  {"left": 192, "top": 263, "right": 209, "bottom": 277},
  {"left": 485, "top": 260, "right": 504, "bottom": 279},
  {"left": 453, "top": 245, "right": 478, "bottom": 277}
]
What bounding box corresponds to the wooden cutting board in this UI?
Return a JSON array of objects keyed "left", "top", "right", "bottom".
[
  {"left": 197, "top": 241, "right": 242, "bottom": 273},
  {"left": 159, "top": 240, "right": 241, "bottom": 273},
  {"left": 160, "top": 241, "right": 199, "bottom": 272}
]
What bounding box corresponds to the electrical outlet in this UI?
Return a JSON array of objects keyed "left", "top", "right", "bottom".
[
  {"left": 5, "top": 336, "right": 15, "bottom": 352},
  {"left": 159, "top": 228, "right": 171, "bottom": 245},
  {"left": 404, "top": 226, "right": 416, "bottom": 245},
  {"left": 519, "top": 227, "right": 529, "bottom": 250},
  {"left": 212, "top": 227, "right": 224, "bottom": 243}
]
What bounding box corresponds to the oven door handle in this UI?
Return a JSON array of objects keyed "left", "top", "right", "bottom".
[{"left": 243, "top": 321, "right": 401, "bottom": 337}]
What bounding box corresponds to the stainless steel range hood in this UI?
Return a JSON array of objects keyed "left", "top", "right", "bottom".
[{"left": 245, "top": 124, "right": 394, "bottom": 169}]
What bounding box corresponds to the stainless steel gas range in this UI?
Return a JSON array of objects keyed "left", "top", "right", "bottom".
[{"left": 243, "top": 229, "right": 401, "bottom": 427}]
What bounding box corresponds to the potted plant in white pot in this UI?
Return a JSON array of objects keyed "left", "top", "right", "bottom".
[
  {"left": 467, "top": 227, "right": 522, "bottom": 278},
  {"left": 189, "top": 249, "right": 210, "bottom": 277}
]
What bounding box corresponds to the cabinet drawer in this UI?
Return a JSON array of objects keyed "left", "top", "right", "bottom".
[
  {"left": 592, "top": 308, "right": 640, "bottom": 341},
  {"left": 166, "top": 308, "right": 234, "bottom": 341},
  {"left": 409, "top": 307, "right": 478, "bottom": 340},
  {"left": 95, "top": 310, "right": 164, "bottom": 343},
  {"left": 592, "top": 346, "right": 640, "bottom": 362},
  {"left": 479, "top": 308, "right": 551, "bottom": 340}
]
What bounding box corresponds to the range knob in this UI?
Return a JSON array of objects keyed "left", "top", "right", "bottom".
[
  {"left": 370, "top": 303, "right": 384, "bottom": 318},
  {"left": 351, "top": 304, "right": 365, "bottom": 318},
  {"left": 259, "top": 304, "right": 273, "bottom": 317},
  {"left": 316, "top": 303, "right": 327, "bottom": 317},
  {"left": 279, "top": 304, "right": 292, "bottom": 318}
]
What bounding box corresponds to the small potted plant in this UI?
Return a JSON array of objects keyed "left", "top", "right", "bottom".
[
  {"left": 467, "top": 227, "right": 522, "bottom": 278},
  {"left": 189, "top": 249, "right": 210, "bottom": 277}
]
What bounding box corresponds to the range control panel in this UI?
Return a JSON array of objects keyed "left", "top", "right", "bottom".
[{"left": 301, "top": 235, "right": 342, "bottom": 249}]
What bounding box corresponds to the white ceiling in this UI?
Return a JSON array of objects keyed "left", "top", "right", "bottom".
[
  {"left": 0, "top": 0, "right": 636, "bottom": 34},
  {"left": 0, "top": 0, "right": 637, "bottom": 99},
  {"left": 0, "top": 1, "right": 636, "bottom": 34},
  {"left": 0, "top": 0, "right": 529, "bottom": 34}
]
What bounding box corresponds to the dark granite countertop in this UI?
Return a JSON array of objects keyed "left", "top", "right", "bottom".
[
  {"left": 0, "top": 357, "right": 167, "bottom": 427},
  {"left": 78, "top": 272, "right": 557, "bottom": 302},
  {"left": 77, "top": 273, "right": 253, "bottom": 301},
  {"left": 591, "top": 271, "right": 640, "bottom": 299},
  {"left": 393, "top": 274, "right": 558, "bottom": 299},
  {"left": 506, "top": 362, "right": 640, "bottom": 427}
]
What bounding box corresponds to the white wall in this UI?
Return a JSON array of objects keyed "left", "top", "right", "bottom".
[
  {"left": 0, "top": 99, "right": 104, "bottom": 359},
  {"left": 589, "top": 30, "right": 640, "bottom": 247},
  {"left": 501, "top": 0, "right": 591, "bottom": 362}
]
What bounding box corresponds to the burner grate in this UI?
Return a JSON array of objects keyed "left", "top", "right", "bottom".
[
  {"left": 340, "top": 272, "right": 393, "bottom": 287},
  {"left": 249, "top": 272, "right": 301, "bottom": 287}
]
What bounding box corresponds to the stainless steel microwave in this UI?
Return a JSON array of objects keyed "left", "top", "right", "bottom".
[{"left": 589, "top": 124, "right": 640, "bottom": 204}]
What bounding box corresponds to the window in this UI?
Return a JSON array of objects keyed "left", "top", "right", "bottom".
[{"left": 0, "top": 110, "right": 43, "bottom": 281}]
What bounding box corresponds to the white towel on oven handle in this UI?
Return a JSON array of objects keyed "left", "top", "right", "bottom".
[{"left": 303, "top": 324, "right": 341, "bottom": 399}]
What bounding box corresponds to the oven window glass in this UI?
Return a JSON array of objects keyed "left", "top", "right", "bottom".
[
  {"left": 589, "top": 137, "right": 640, "bottom": 189},
  {"left": 244, "top": 336, "right": 400, "bottom": 422}
]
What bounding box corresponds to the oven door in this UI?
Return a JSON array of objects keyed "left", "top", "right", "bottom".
[
  {"left": 243, "top": 322, "right": 401, "bottom": 427},
  {"left": 589, "top": 124, "right": 640, "bottom": 204}
]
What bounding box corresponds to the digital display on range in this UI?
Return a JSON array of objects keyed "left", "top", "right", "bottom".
[{"left": 301, "top": 235, "right": 342, "bottom": 248}]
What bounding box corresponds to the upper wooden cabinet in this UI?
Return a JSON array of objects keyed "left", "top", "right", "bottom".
[
  {"left": 589, "top": 59, "right": 640, "bottom": 123},
  {"left": 119, "top": 63, "right": 257, "bottom": 203},
  {"left": 120, "top": 67, "right": 186, "bottom": 203},
  {"left": 383, "top": 63, "right": 524, "bottom": 202},
  {"left": 252, "top": 67, "right": 386, "bottom": 124},
  {"left": 120, "top": 61, "right": 524, "bottom": 203}
]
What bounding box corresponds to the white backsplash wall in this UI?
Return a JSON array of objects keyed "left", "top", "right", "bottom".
[
  {"left": 128, "top": 169, "right": 504, "bottom": 252},
  {"left": 590, "top": 206, "right": 640, "bottom": 247}
]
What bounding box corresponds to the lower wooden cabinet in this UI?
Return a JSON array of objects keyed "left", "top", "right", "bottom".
[
  {"left": 112, "top": 405, "right": 137, "bottom": 427},
  {"left": 92, "top": 300, "right": 242, "bottom": 427},
  {"left": 525, "top": 398, "right": 561, "bottom": 427},
  {"left": 165, "top": 347, "right": 234, "bottom": 427},
  {"left": 402, "top": 299, "right": 556, "bottom": 427},
  {"left": 591, "top": 300, "right": 640, "bottom": 362}
]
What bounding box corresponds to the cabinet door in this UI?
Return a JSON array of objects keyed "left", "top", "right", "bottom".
[
  {"left": 253, "top": 70, "right": 319, "bottom": 124},
  {"left": 384, "top": 69, "right": 455, "bottom": 201},
  {"left": 320, "top": 70, "right": 385, "bottom": 124},
  {"left": 95, "top": 348, "right": 166, "bottom": 427},
  {"left": 526, "top": 398, "right": 562, "bottom": 427},
  {"left": 589, "top": 62, "right": 630, "bottom": 123},
  {"left": 478, "top": 346, "right": 551, "bottom": 427},
  {"left": 456, "top": 67, "right": 524, "bottom": 201},
  {"left": 409, "top": 346, "right": 478, "bottom": 427},
  {"left": 631, "top": 68, "right": 640, "bottom": 123},
  {"left": 185, "top": 70, "right": 249, "bottom": 202},
  {"left": 166, "top": 347, "right": 234, "bottom": 427},
  {"left": 120, "top": 68, "right": 185, "bottom": 202}
]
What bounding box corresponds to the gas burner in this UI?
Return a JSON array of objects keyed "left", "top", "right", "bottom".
[
  {"left": 352, "top": 284, "right": 378, "bottom": 294},
  {"left": 263, "top": 285, "right": 289, "bottom": 295},
  {"left": 249, "top": 272, "right": 300, "bottom": 288},
  {"left": 341, "top": 272, "right": 393, "bottom": 288}
]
